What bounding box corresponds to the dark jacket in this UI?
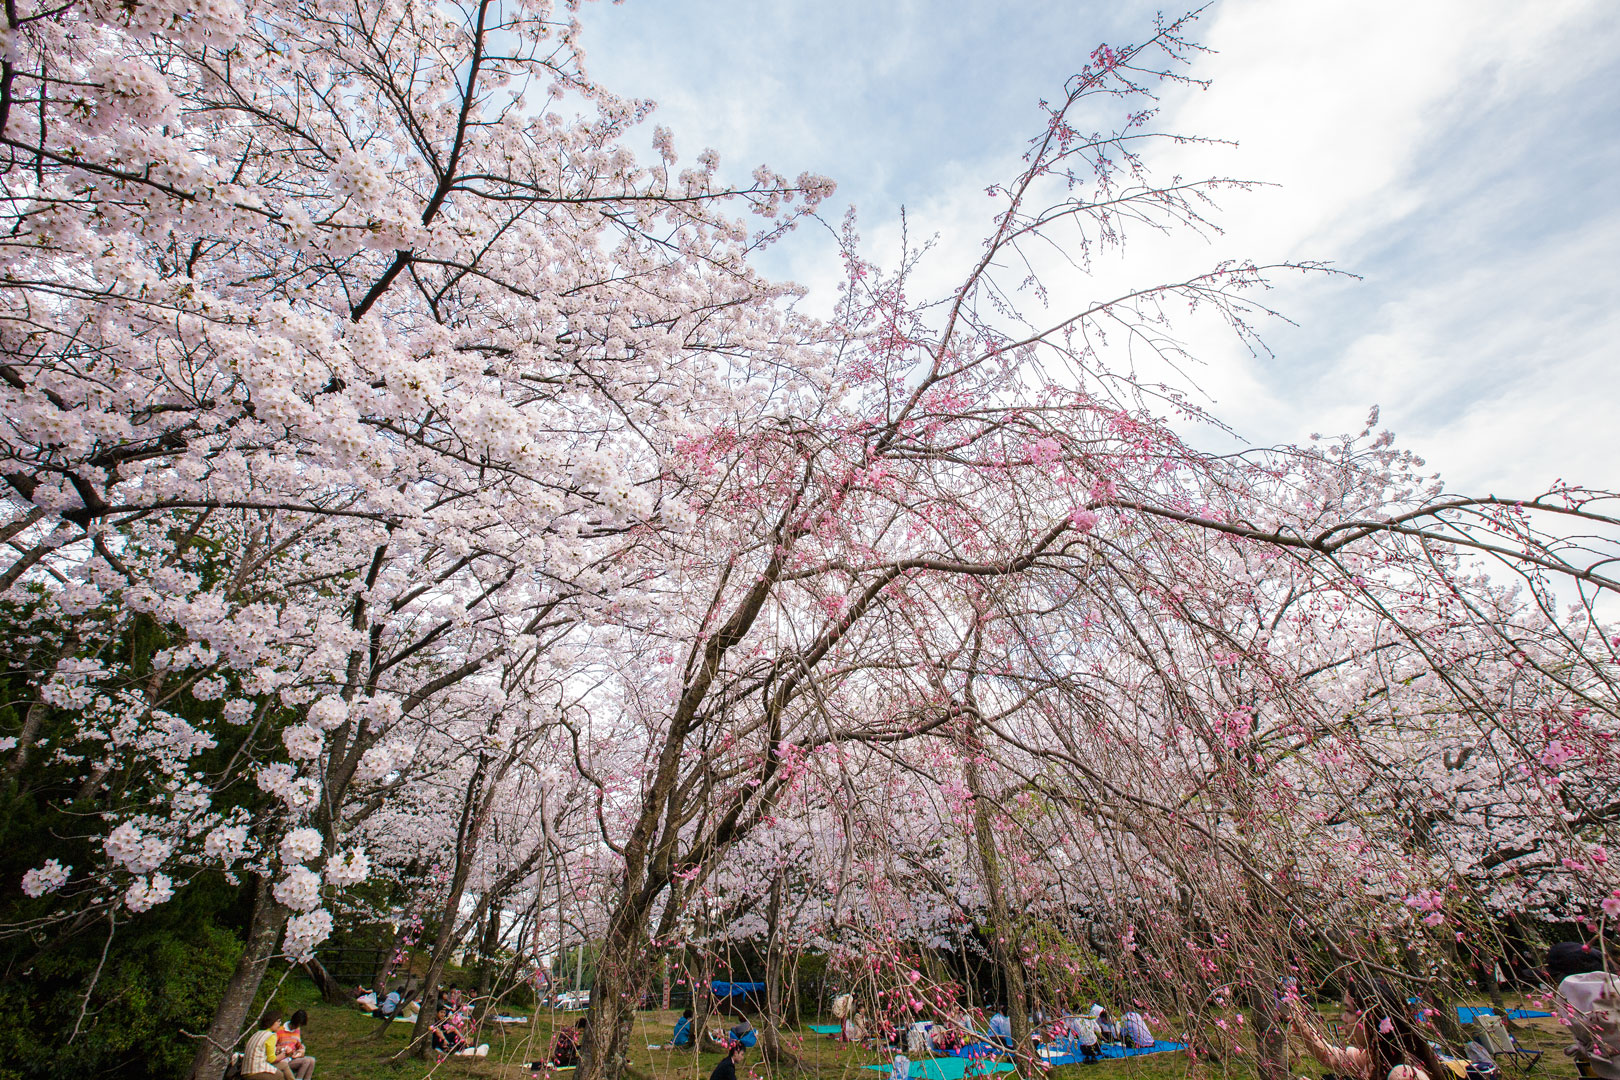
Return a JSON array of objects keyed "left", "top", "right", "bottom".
[{"left": 710, "top": 1056, "right": 738, "bottom": 1080}]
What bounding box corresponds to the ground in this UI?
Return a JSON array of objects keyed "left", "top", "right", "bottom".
[{"left": 279, "top": 983, "right": 1580, "bottom": 1080}]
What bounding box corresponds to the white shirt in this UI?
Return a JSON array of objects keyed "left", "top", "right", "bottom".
[{"left": 1559, "top": 972, "right": 1620, "bottom": 1079}]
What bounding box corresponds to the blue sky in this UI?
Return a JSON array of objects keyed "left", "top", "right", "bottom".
[{"left": 574, "top": 1, "right": 1620, "bottom": 497}]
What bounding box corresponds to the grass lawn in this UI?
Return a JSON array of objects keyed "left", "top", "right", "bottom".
[{"left": 276, "top": 982, "right": 1580, "bottom": 1080}]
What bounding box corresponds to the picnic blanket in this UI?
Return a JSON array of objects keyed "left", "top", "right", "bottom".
[
  {"left": 809, "top": 1024, "right": 843, "bottom": 1035},
  {"left": 1456, "top": 1006, "right": 1552, "bottom": 1023},
  {"left": 864, "top": 1059, "right": 1016, "bottom": 1080},
  {"left": 951, "top": 1042, "right": 1003, "bottom": 1059},
  {"left": 1041, "top": 1040, "right": 1186, "bottom": 1065}
]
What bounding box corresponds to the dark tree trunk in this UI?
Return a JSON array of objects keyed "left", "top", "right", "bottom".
[
  {"left": 186, "top": 876, "right": 288, "bottom": 1080},
  {"left": 759, "top": 870, "right": 798, "bottom": 1067},
  {"left": 303, "top": 956, "right": 347, "bottom": 1004},
  {"left": 1245, "top": 985, "right": 1290, "bottom": 1080},
  {"left": 963, "top": 746, "right": 1034, "bottom": 1075},
  {"left": 579, "top": 893, "right": 657, "bottom": 1080}
]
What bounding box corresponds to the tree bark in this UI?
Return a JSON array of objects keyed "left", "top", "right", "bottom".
[
  {"left": 963, "top": 744, "right": 1034, "bottom": 1075},
  {"left": 1245, "top": 985, "right": 1290, "bottom": 1080},
  {"left": 187, "top": 876, "right": 288, "bottom": 1080},
  {"left": 303, "top": 956, "right": 347, "bottom": 1004},
  {"left": 759, "top": 869, "right": 798, "bottom": 1067},
  {"left": 579, "top": 893, "right": 657, "bottom": 1080}
]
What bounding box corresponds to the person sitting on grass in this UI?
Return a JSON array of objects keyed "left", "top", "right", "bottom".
[
  {"left": 709, "top": 1041, "right": 747, "bottom": 1080},
  {"left": 274, "top": 1010, "right": 315, "bottom": 1080},
  {"left": 728, "top": 1014, "right": 757, "bottom": 1048},
  {"left": 672, "top": 1008, "right": 695, "bottom": 1047},
  {"left": 1066, "top": 1007, "right": 1103, "bottom": 1064},
  {"left": 1121, "top": 1010, "right": 1153, "bottom": 1050},
  {"left": 988, "top": 1009, "right": 1012, "bottom": 1050},
  {"left": 430, "top": 1005, "right": 467, "bottom": 1057},
  {"left": 371, "top": 986, "right": 403, "bottom": 1032},
  {"left": 1548, "top": 940, "right": 1620, "bottom": 1079},
  {"left": 240, "top": 1010, "right": 286, "bottom": 1080},
  {"left": 553, "top": 1016, "right": 586, "bottom": 1067}
]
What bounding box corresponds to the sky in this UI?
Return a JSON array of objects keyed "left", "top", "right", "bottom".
[{"left": 572, "top": 0, "right": 1620, "bottom": 498}]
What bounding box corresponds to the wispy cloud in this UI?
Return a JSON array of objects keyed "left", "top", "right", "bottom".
[{"left": 576, "top": 0, "right": 1620, "bottom": 494}]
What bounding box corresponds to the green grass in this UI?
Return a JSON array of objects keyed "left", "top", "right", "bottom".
[{"left": 276, "top": 981, "right": 1580, "bottom": 1080}]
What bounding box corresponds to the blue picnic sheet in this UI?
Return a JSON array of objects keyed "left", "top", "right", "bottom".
[
  {"left": 809, "top": 1024, "right": 843, "bottom": 1035},
  {"left": 864, "top": 1059, "right": 1016, "bottom": 1080},
  {"left": 1456, "top": 1006, "right": 1552, "bottom": 1023},
  {"left": 952, "top": 1042, "right": 1003, "bottom": 1059},
  {"left": 1041, "top": 1040, "right": 1186, "bottom": 1065}
]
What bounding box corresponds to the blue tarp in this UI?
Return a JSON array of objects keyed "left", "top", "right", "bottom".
[
  {"left": 712, "top": 981, "right": 766, "bottom": 997},
  {"left": 952, "top": 1042, "right": 1002, "bottom": 1059},
  {"left": 1456, "top": 1006, "right": 1552, "bottom": 1023},
  {"left": 1041, "top": 1040, "right": 1186, "bottom": 1065},
  {"left": 864, "top": 1060, "right": 1015, "bottom": 1080}
]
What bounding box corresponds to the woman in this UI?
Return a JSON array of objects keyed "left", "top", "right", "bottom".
[
  {"left": 1290, "top": 986, "right": 1448, "bottom": 1080},
  {"left": 240, "top": 1011, "right": 286, "bottom": 1080},
  {"left": 275, "top": 1010, "right": 316, "bottom": 1080}
]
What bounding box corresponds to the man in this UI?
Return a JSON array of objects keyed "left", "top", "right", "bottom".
[
  {"left": 1548, "top": 941, "right": 1620, "bottom": 1079},
  {"left": 373, "top": 986, "right": 402, "bottom": 1027},
  {"left": 988, "top": 1010, "right": 1012, "bottom": 1050},
  {"left": 710, "top": 1041, "right": 746, "bottom": 1080},
  {"left": 240, "top": 1011, "right": 285, "bottom": 1080},
  {"left": 672, "top": 1007, "right": 695, "bottom": 1047}
]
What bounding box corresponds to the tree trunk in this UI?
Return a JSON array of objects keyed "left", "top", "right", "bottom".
[
  {"left": 187, "top": 876, "right": 288, "bottom": 1080},
  {"left": 580, "top": 894, "right": 657, "bottom": 1080},
  {"left": 404, "top": 886, "right": 476, "bottom": 1056},
  {"left": 693, "top": 935, "right": 716, "bottom": 1035},
  {"left": 963, "top": 746, "right": 1034, "bottom": 1075},
  {"left": 303, "top": 956, "right": 347, "bottom": 1004},
  {"left": 1245, "top": 985, "right": 1290, "bottom": 1080},
  {"left": 760, "top": 869, "right": 798, "bottom": 1067},
  {"left": 473, "top": 895, "right": 505, "bottom": 1028},
  {"left": 373, "top": 925, "right": 401, "bottom": 995}
]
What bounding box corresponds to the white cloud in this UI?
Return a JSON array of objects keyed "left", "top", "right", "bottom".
[{"left": 577, "top": 0, "right": 1620, "bottom": 494}]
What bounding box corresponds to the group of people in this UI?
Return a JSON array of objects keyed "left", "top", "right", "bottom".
[
  {"left": 662, "top": 1007, "right": 757, "bottom": 1051},
  {"left": 356, "top": 981, "right": 489, "bottom": 1059},
  {"left": 1055, "top": 1004, "right": 1154, "bottom": 1062},
  {"left": 238, "top": 1009, "right": 315, "bottom": 1080}
]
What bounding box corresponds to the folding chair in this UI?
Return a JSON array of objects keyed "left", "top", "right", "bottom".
[{"left": 1471, "top": 1015, "right": 1542, "bottom": 1074}]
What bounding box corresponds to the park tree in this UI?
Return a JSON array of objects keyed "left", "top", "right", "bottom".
[{"left": 3, "top": 1, "right": 1619, "bottom": 1078}]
